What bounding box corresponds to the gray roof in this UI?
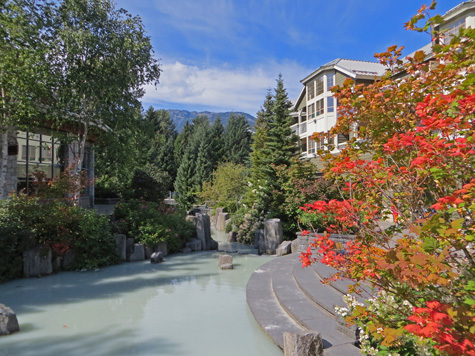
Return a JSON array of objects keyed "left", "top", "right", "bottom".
[{"left": 301, "top": 58, "right": 386, "bottom": 84}]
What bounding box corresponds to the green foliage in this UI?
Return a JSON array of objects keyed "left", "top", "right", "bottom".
[
  {"left": 112, "top": 200, "right": 195, "bottom": 253},
  {"left": 274, "top": 158, "right": 341, "bottom": 236},
  {"left": 147, "top": 107, "right": 178, "bottom": 189},
  {"left": 0, "top": 0, "right": 56, "bottom": 129},
  {"left": 0, "top": 195, "right": 120, "bottom": 281},
  {"left": 71, "top": 209, "right": 119, "bottom": 270},
  {"left": 223, "top": 113, "right": 252, "bottom": 165},
  {"left": 174, "top": 115, "right": 225, "bottom": 210},
  {"left": 199, "top": 162, "right": 249, "bottom": 213},
  {"left": 127, "top": 165, "right": 171, "bottom": 203}
]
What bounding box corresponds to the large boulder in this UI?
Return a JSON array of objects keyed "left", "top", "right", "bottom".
[
  {"left": 116, "top": 234, "right": 127, "bottom": 261},
  {"left": 254, "top": 229, "right": 264, "bottom": 250},
  {"left": 155, "top": 241, "right": 168, "bottom": 257},
  {"left": 213, "top": 207, "right": 225, "bottom": 226},
  {"left": 186, "top": 238, "right": 202, "bottom": 252},
  {"left": 255, "top": 219, "right": 284, "bottom": 255},
  {"left": 227, "top": 231, "right": 237, "bottom": 242},
  {"left": 216, "top": 212, "right": 230, "bottom": 231},
  {"left": 283, "top": 332, "right": 323, "bottom": 356},
  {"left": 23, "top": 245, "right": 53, "bottom": 278},
  {"left": 276, "top": 240, "right": 292, "bottom": 256},
  {"left": 0, "top": 304, "right": 20, "bottom": 336},
  {"left": 209, "top": 238, "right": 219, "bottom": 250},
  {"left": 196, "top": 214, "right": 212, "bottom": 250},
  {"left": 126, "top": 238, "right": 135, "bottom": 258},
  {"left": 61, "top": 250, "right": 75, "bottom": 270},
  {"left": 128, "top": 243, "right": 145, "bottom": 262}
]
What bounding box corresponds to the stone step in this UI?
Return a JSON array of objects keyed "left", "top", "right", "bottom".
[
  {"left": 246, "top": 257, "right": 304, "bottom": 349},
  {"left": 270, "top": 254, "right": 356, "bottom": 351},
  {"left": 292, "top": 262, "right": 345, "bottom": 317},
  {"left": 312, "top": 261, "right": 373, "bottom": 304}
]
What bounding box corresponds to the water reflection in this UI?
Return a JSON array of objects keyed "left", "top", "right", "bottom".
[{"left": 0, "top": 227, "right": 282, "bottom": 356}]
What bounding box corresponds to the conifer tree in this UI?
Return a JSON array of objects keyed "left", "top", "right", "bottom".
[
  {"left": 209, "top": 115, "right": 225, "bottom": 168},
  {"left": 267, "top": 74, "right": 298, "bottom": 168},
  {"left": 223, "top": 113, "right": 252, "bottom": 165},
  {"left": 249, "top": 89, "right": 273, "bottom": 183}
]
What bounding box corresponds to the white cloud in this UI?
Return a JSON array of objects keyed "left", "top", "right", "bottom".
[{"left": 143, "top": 58, "right": 311, "bottom": 116}]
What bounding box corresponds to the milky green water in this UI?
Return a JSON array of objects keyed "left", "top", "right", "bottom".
[{"left": 0, "top": 229, "right": 282, "bottom": 356}]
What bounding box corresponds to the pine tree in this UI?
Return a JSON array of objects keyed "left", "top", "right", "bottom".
[
  {"left": 223, "top": 113, "right": 252, "bottom": 165},
  {"left": 249, "top": 89, "right": 274, "bottom": 183},
  {"left": 209, "top": 115, "right": 225, "bottom": 168},
  {"left": 267, "top": 74, "right": 298, "bottom": 168},
  {"left": 174, "top": 149, "right": 196, "bottom": 210}
]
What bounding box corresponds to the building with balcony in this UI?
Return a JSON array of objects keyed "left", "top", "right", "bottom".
[
  {"left": 290, "top": 58, "right": 386, "bottom": 161},
  {"left": 292, "top": 1, "right": 475, "bottom": 166}
]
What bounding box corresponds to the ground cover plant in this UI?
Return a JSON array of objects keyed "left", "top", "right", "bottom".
[{"left": 300, "top": 3, "right": 475, "bottom": 355}]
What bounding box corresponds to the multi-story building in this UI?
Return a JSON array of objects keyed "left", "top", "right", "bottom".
[
  {"left": 292, "top": 1, "right": 475, "bottom": 165},
  {"left": 291, "top": 59, "right": 386, "bottom": 161}
]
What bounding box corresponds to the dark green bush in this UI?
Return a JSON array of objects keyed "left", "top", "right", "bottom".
[
  {"left": 126, "top": 165, "right": 170, "bottom": 203},
  {"left": 0, "top": 195, "right": 120, "bottom": 282},
  {"left": 71, "top": 210, "right": 119, "bottom": 270}
]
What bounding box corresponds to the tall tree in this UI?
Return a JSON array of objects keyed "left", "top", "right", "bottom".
[
  {"left": 223, "top": 113, "right": 252, "bottom": 165},
  {"left": 249, "top": 89, "right": 273, "bottom": 183},
  {"left": 147, "top": 107, "right": 177, "bottom": 188},
  {"left": 0, "top": 0, "right": 56, "bottom": 198},
  {"left": 208, "top": 115, "right": 224, "bottom": 169},
  {"left": 51, "top": 0, "right": 161, "bottom": 203},
  {"left": 267, "top": 74, "right": 298, "bottom": 168}
]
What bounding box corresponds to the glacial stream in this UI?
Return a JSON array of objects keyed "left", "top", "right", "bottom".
[{"left": 0, "top": 228, "right": 283, "bottom": 356}]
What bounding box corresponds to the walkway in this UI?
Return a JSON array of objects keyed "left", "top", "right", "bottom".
[{"left": 246, "top": 253, "right": 364, "bottom": 356}]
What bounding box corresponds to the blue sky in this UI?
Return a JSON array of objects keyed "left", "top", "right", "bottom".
[{"left": 114, "top": 0, "right": 463, "bottom": 117}]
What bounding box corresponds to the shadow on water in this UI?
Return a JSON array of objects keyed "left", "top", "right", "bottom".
[
  {"left": 0, "top": 252, "right": 221, "bottom": 311},
  {"left": 0, "top": 328, "right": 181, "bottom": 356}
]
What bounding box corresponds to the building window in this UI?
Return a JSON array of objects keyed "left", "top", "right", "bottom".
[
  {"left": 16, "top": 131, "right": 65, "bottom": 194},
  {"left": 316, "top": 76, "right": 324, "bottom": 96},
  {"left": 307, "top": 81, "right": 315, "bottom": 100},
  {"left": 327, "top": 73, "right": 334, "bottom": 90},
  {"left": 308, "top": 103, "right": 315, "bottom": 118},
  {"left": 316, "top": 98, "right": 324, "bottom": 116},
  {"left": 327, "top": 97, "right": 335, "bottom": 113},
  {"left": 309, "top": 138, "right": 316, "bottom": 154}
]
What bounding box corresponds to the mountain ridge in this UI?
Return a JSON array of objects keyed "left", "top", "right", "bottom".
[{"left": 167, "top": 109, "right": 256, "bottom": 132}]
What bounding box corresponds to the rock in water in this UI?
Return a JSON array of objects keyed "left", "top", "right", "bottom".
[{"left": 0, "top": 304, "right": 20, "bottom": 336}]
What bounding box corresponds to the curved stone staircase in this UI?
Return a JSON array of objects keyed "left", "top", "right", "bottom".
[{"left": 246, "top": 253, "right": 363, "bottom": 356}]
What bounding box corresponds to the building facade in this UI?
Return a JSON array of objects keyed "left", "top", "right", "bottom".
[
  {"left": 0, "top": 128, "right": 95, "bottom": 207},
  {"left": 291, "top": 59, "right": 386, "bottom": 161}
]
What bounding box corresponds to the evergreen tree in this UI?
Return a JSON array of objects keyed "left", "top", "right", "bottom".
[
  {"left": 223, "top": 113, "right": 252, "bottom": 165},
  {"left": 209, "top": 115, "right": 225, "bottom": 168},
  {"left": 249, "top": 89, "right": 274, "bottom": 183},
  {"left": 267, "top": 74, "right": 298, "bottom": 168},
  {"left": 174, "top": 121, "right": 193, "bottom": 168},
  {"left": 147, "top": 108, "right": 177, "bottom": 189},
  {"left": 174, "top": 149, "right": 196, "bottom": 210}
]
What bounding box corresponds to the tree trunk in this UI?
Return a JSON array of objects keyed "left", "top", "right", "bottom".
[{"left": 0, "top": 87, "right": 8, "bottom": 200}]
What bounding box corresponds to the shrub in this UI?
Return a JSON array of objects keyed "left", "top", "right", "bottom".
[
  {"left": 71, "top": 210, "right": 119, "bottom": 270},
  {"left": 112, "top": 200, "right": 195, "bottom": 253},
  {"left": 0, "top": 195, "right": 120, "bottom": 281},
  {"left": 126, "top": 165, "right": 170, "bottom": 203}
]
